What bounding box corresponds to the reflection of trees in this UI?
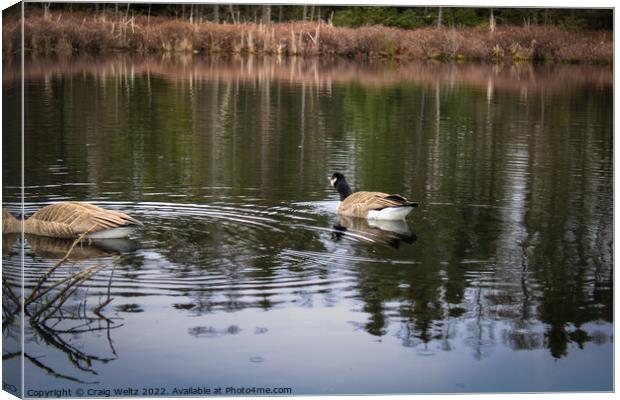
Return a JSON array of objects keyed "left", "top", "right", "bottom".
[
  {"left": 332, "top": 73, "right": 612, "bottom": 359},
  {"left": 10, "top": 53, "right": 613, "bottom": 361},
  {"left": 9, "top": 55, "right": 613, "bottom": 94},
  {"left": 188, "top": 325, "right": 240, "bottom": 338},
  {"left": 2, "top": 235, "right": 124, "bottom": 384},
  {"left": 150, "top": 205, "right": 338, "bottom": 315}
]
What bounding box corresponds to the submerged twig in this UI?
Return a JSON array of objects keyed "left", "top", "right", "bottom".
[
  {"left": 27, "top": 258, "right": 116, "bottom": 310},
  {"left": 32, "top": 260, "right": 116, "bottom": 322},
  {"left": 24, "top": 352, "right": 98, "bottom": 384},
  {"left": 93, "top": 262, "right": 116, "bottom": 320},
  {"left": 26, "top": 228, "right": 94, "bottom": 304}
]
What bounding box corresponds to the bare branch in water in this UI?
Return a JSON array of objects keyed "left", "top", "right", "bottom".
[
  {"left": 27, "top": 228, "right": 94, "bottom": 304},
  {"left": 3, "top": 229, "right": 124, "bottom": 382},
  {"left": 24, "top": 352, "right": 99, "bottom": 384}
]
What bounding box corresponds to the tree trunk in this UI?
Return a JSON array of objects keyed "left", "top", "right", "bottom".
[
  {"left": 261, "top": 5, "right": 271, "bottom": 25},
  {"left": 43, "top": 3, "right": 50, "bottom": 20},
  {"left": 229, "top": 4, "right": 237, "bottom": 24},
  {"left": 437, "top": 7, "right": 443, "bottom": 28},
  {"left": 214, "top": 5, "right": 219, "bottom": 23}
]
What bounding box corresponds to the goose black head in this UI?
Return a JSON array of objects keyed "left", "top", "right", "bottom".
[{"left": 329, "top": 172, "right": 352, "bottom": 200}]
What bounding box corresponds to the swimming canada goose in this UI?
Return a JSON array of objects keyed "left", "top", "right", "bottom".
[
  {"left": 329, "top": 172, "right": 418, "bottom": 220},
  {"left": 2, "top": 202, "right": 142, "bottom": 239}
]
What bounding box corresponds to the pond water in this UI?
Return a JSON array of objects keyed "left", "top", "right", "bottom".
[{"left": 2, "top": 55, "right": 613, "bottom": 396}]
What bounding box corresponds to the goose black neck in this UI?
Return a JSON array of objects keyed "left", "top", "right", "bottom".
[{"left": 336, "top": 180, "right": 352, "bottom": 201}]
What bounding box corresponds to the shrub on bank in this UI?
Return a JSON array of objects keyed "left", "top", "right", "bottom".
[{"left": 4, "top": 10, "right": 612, "bottom": 64}]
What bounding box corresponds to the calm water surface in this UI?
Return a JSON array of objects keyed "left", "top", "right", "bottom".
[{"left": 2, "top": 55, "right": 613, "bottom": 395}]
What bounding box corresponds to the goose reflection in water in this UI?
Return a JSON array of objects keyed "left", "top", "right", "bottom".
[
  {"left": 2, "top": 233, "right": 139, "bottom": 260},
  {"left": 25, "top": 234, "right": 139, "bottom": 260},
  {"left": 2, "top": 233, "right": 19, "bottom": 255},
  {"left": 332, "top": 216, "right": 417, "bottom": 248}
]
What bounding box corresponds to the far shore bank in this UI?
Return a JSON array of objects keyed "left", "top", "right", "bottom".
[{"left": 3, "top": 11, "right": 613, "bottom": 64}]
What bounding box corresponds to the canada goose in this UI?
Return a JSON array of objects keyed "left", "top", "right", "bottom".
[
  {"left": 2, "top": 202, "right": 142, "bottom": 239},
  {"left": 329, "top": 172, "right": 418, "bottom": 220}
]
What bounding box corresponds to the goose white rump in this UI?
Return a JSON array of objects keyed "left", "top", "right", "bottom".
[
  {"left": 86, "top": 226, "right": 139, "bottom": 239},
  {"left": 367, "top": 205, "right": 414, "bottom": 220}
]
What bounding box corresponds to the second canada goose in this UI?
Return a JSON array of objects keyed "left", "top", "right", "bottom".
[
  {"left": 329, "top": 172, "right": 418, "bottom": 220},
  {"left": 2, "top": 202, "right": 142, "bottom": 239}
]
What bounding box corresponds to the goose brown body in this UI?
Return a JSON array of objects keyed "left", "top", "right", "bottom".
[
  {"left": 2, "top": 202, "right": 142, "bottom": 239},
  {"left": 338, "top": 191, "right": 414, "bottom": 218}
]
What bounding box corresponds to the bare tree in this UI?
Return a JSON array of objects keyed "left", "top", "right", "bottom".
[
  {"left": 213, "top": 4, "right": 219, "bottom": 23},
  {"left": 43, "top": 3, "right": 51, "bottom": 20},
  {"left": 228, "top": 4, "right": 237, "bottom": 24},
  {"left": 261, "top": 5, "right": 271, "bottom": 25},
  {"left": 437, "top": 7, "right": 443, "bottom": 28}
]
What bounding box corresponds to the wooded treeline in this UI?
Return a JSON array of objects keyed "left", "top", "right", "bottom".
[{"left": 7, "top": 3, "right": 613, "bottom": 31}]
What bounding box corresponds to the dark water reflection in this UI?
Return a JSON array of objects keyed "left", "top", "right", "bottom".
[{"left": 2, "top": 54, "right": 613, "bottom": 394}]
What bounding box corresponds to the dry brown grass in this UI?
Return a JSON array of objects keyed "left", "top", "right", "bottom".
[{"left": 4, "top": 10, "right": 613, "bottom": 63}]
